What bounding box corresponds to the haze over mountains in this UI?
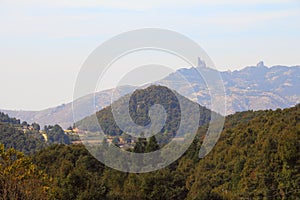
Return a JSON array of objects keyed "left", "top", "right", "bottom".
[
  {"left": 0, "top": 86, "right": 135, "bottom": 129},
  {"left": 1, "top": 62, "right": 299, "bottom": 128},
  {"left": 160, "top": 61, "right": 300, "bottom": 114}
]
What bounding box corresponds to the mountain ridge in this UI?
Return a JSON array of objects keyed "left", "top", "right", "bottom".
[
  {"left": 1, "top": 62, "right": 299, "bottom": 128},
  {"left": 159, "top": 62, "right": 300, "bottom": 114}
]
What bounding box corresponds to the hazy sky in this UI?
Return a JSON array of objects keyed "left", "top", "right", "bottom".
[{"left": 0, "top": 0, "right": 300, "bottom": 110}]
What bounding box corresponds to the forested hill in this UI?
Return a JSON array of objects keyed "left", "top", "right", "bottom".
[
  {"left": 0, "top": 112, "right": 21, "bottom": 124},
  {"left": 76, "top": 85, "right": 213, "bottom": 137},
  {"left": 186, "top": 103, "right": 300, "bottom": 199},
  {"left": 26, "top": 104, "right": 300, "bottom": 199},
  {"left": 0, "top": 112, "right": 70, "bottom": 154}
]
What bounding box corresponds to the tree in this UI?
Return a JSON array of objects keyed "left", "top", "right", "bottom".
[
  {"left": 32, "top": 122, "right": 40, "bottom": 131},
  {"left": 44, "top": 124, "right": 70, "bottom": 144},
  {"left": 0, "top": 144, "right": 50, "bottom": 200},
  {"left": 146, "top": 136, "right": 159, "bottom": 152},
  {"left": 133, "top": 138, "right": 147, "bottom": 153}
]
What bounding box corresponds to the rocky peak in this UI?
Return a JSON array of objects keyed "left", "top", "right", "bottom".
[
  {"left": 256, "top": 61, "right": 266, "bottom": 68},
  {"left": 197, "top": 57, "right": 207, "bottom": 68}
]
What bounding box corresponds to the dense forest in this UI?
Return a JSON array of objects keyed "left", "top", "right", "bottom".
[{"left": 1, "top": 103, "right": 299, "bottom": 199}]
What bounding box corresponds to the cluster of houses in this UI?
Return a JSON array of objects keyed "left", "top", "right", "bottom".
[
  {"left": 16, "top": 124, "right": 48, "bottom": 142},
  {"left": 62, "top": 127, "right": 186, "bottom": 149},
  {"left": 106, "top": 136, "right": 136, "bottom": 149},
  {"left": 18, "top": 124, "right": 185, "bottom": 149},
  {"left": 63, "top": 127, "right": 82, "bottom": 135},
  {"left": 63, "top": 127, "right": 136, "bottom": 148}
]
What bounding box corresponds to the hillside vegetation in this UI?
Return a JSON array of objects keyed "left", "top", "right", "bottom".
[
  {"left": 76, "top": 85, "right": 212, "bottom": 137},
  {"left": 24, "top": 104, "right": 300, "bottom": 199},
  {"left": 1, "top": 84, "right": 299, "bottom": 199},
  {"left": 0, "top": 112, "right": 70, "bottom": 154}
]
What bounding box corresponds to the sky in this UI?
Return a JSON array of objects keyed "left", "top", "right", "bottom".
[{"left": 0, "top": 0, "right": 300, "bottom": 110}]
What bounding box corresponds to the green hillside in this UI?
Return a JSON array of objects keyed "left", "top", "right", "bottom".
[
  {"left": 76, "top": 85, "right": 213, "bottom": 142},
  {"left": 26, "top": 104, "right": 300, "bottom": 199},
  {"left": 0, "top": 112, "right": 70, "bottom": 154},
  {"left": 186, "top": 104, "right": 300, "bottom": 199}
]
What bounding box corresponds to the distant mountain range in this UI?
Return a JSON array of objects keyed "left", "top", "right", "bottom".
[
  {"left": 0, "top": 86, "right": 136, "bottom": 128},
  {"left": 1, "top": 62, "right": 299, "bottom": 128},
  {"left": 159, "top": 61, "right": 300, "bottom": 114}
]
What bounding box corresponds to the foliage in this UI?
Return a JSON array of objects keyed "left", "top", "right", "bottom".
[
  {"left": 1, "top": 99, "right": 300, "bottom": 199},
  {"left": 44, "top": 125, "right": 70, "bottom": 145},
  {"left": 0, "top": 112, "right": 45, "bottom": 154},
  {"left": 76, "top": 85, "right": 212, "bottom": 141},
  {"left": 36, "top": 104, "right": 300, "bottom": 199},
  {"left": 0, "top": 112, "right": 71, "bottom": 154},
  {"left": 0, "top": 144, "right": 50, "bottom": 200},
  {"left": 0, "top": 112, "right": 20, "bottom": 124},
  {"left": 186, "top": 105, "right": 300, "bottom": 199},
  {"left": 33, "top": 144, "right": 106, "bottom": 200}
]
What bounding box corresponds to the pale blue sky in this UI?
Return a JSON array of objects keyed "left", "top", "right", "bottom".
[{"left": 0, "top": 0, "right": 300, "bottom": 110}]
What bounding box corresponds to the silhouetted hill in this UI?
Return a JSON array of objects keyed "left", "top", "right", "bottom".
[{"left": 76, "top": 85, "right": 213, "bottom": 140}]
